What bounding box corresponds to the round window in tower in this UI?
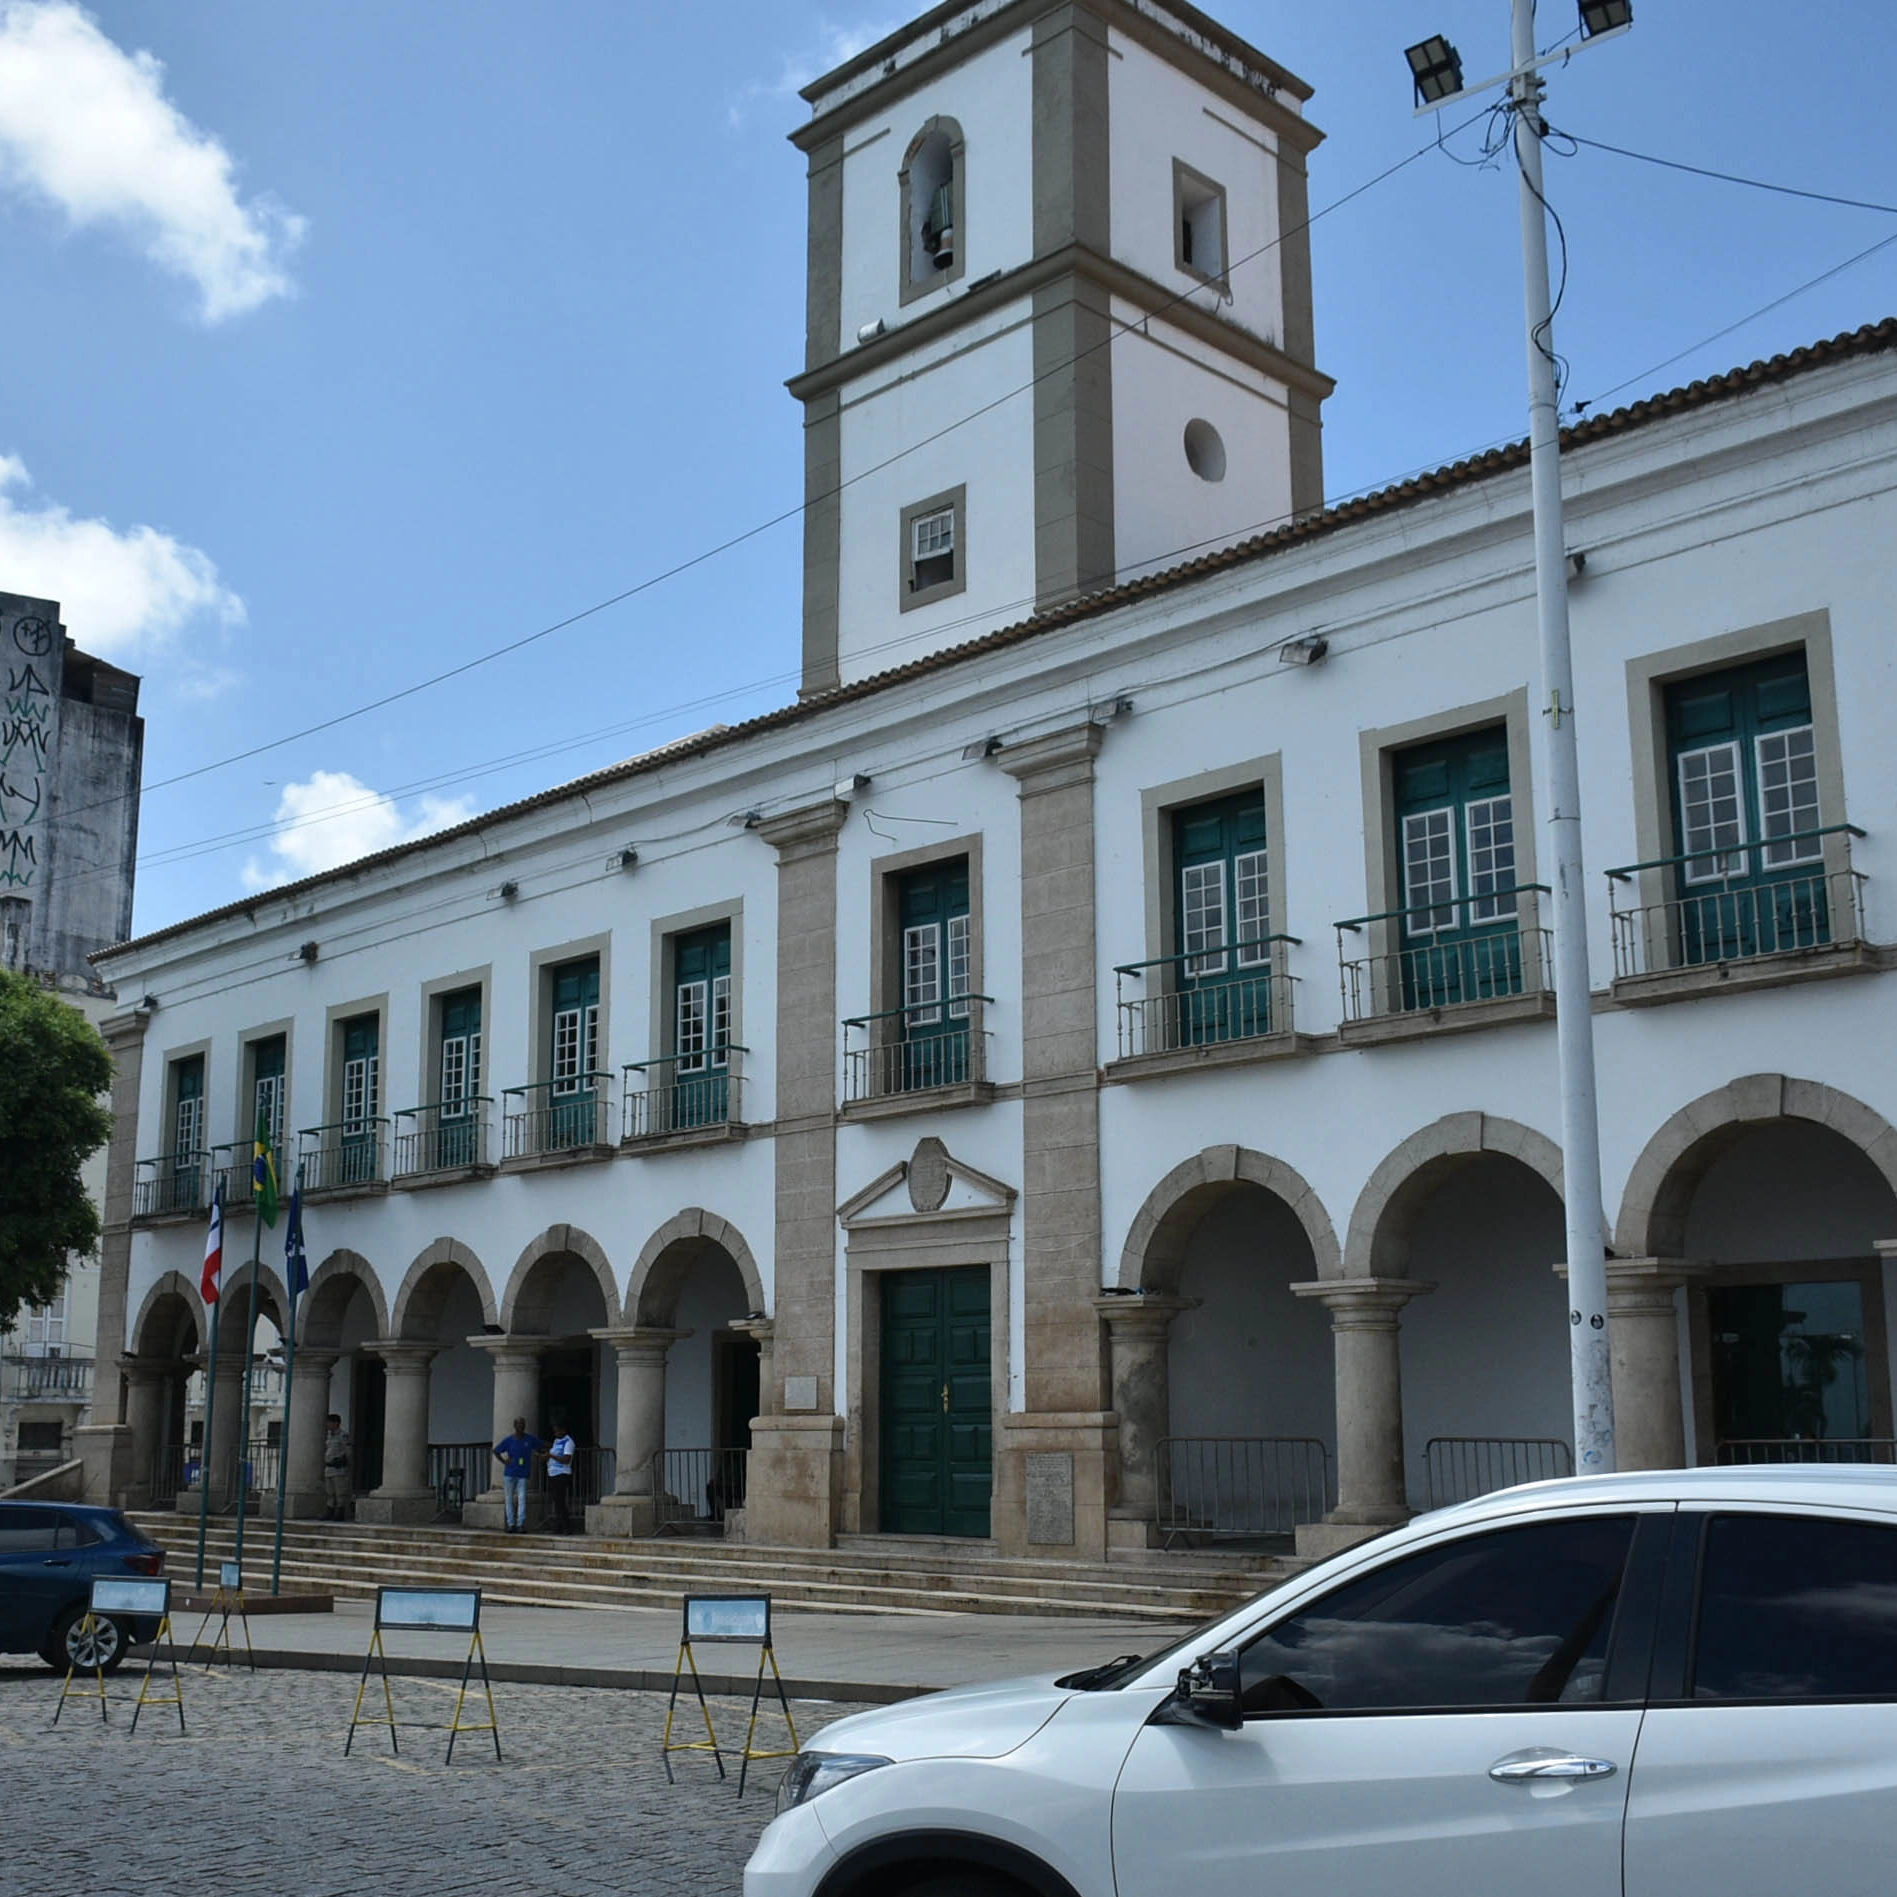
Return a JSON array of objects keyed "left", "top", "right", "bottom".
[{"left": 1184, "top": 418, "right": 1227, "bottom": 483}]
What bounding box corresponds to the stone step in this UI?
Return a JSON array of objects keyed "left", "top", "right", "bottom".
[{"left": 134, "top": 1516, "right": 1289, "bottom": 1621}]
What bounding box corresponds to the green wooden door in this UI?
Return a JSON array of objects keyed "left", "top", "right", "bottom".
[
  {"left": 549, "top": 958, "right": 601, "bottom": 1146},
  {"left": 251, "top": 1036, "right": 287, "bottom": 1161},
  {"left": 1173, "top": 789, "right": 1272, "bottom": 1043},
  {"left": 1666, "top": 653, "right": 1827, "bottom": 963},
  {"left": 171, "top": 1055, "right": 204, "bottom": 1210},
  {"left": 339, "top": 1014, "right": 380, "bottom": 1183},
  {"left": 437, "top": 987, "right": 482, "bottom": 1167},
  {"left": 898, "top": 860, "right": 971, "bottom": 1090},
  {"left": 880, "top": 1266, "right": 992, "bottom": 1537},
  {"left": 672, "top": 923, "right": 731, "bottom": 1129},
  {"left": 1395, "top": 729, "right": 1522, "bottom": 1008}
]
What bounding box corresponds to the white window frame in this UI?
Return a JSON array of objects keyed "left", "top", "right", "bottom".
[
  {"left": 173, "top": 1082, "right": 203, "bottom": 1162},
  {"left": 1234, "top": 847, "right": 1271, "bottom": 968},
  {"left": 552, "top": 1006, "right": 583, "bottom": 1093},
  {"left": 912, "top": 508, "right": 955, "bottom": 564},
  {"left": 24, "top": 1285, "right": 67, "bottom": 1355},
  {"left": 676, "top": 979, "right": 708, "bottom": 1076},
  {"left": 341, "top": 1051, "right": 379, "bottom": 1133},
  {"left": 947, "top": 913, "right": 972, "bottom": 1020},
  {"left": 1402, "top": 807, "right": 1458, "bottom": 936},
  {"left": 1755, "top": 724, "right": 1822, "bottom": 868},
  {"left": 254, "top": 1071, "right": 285, "bottom": 1150},
  {"left": 904, "top": 921, "right": 942, "bottom": 1027},
  {"left": 1678, "top": 741, "right": 1748, "bottom": 884},
  {"left": 711, "top": 973, "right": 732, "bottom": 1068},
  {"left": 1181, "top": 859, "right": 1228, "bottom": 977},
  {"left": 1464, "top": 795, "right": 1518, "bottom": 923}
]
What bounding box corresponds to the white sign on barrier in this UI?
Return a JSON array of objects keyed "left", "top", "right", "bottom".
[
  {"left": 684, "top": 1595, "right": 771, "bottom": 1644},
  {"left": 377, "top": 1587, "right": 480, "bottom": 1632},
  {"left": 220, "top": 1561, "right": 242, "bottom": 1590},
  {"left": 91, "top": 1577, "right": 170, "bottom": 1617}
]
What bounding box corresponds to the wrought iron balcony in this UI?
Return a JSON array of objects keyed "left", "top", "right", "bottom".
[
  {"left": 1334, "top": 887, "right": 1552, "bottom": 1023},
  {"left": 1114, "top": 938, "right": 1298, "bottom": 1060},
  {"left": 622, "top": 1047, "right": 747, "bottom": 1141},
  {"left": 210, "top": 1142, "right": 258, "bottom": 1209},
  {"left": 297, "top": 1117, "right": 389, "bottom": 1194},
  {"left": 502, "top": 1074, "right": 614, "bottom": 1160},
  {"left": 0, "top": 1349, "right": 94, "bottom": 1402},
  {"left": 1606, "top": 824, "right": 1866, "bottom": 983},
  {"left": 133, "top": 1152, "right": 211, "bottom": 1221},
  {"left": 393, "top": 1098, "right": 494, "bottom": 1178},
  {"left": 842, "top": 996, "right": 991, "bottom": 1105}
]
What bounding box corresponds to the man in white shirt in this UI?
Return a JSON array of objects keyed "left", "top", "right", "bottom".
[{"left": 547, "top": 1420, "right": 576, "bottom": 1535}]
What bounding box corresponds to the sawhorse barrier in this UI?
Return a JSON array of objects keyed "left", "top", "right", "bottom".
[
  {"left": 345, "top": 1586, "right": 501, "bottom": 1763},
  {"left": 661, "top": 1593, "right": 800, "bottom": 1797},
  {"left": 185, "top": 1560, "right": 256, "bottom": 1672},
  {"left": 53, "top": 1577, "right": 184, "bottom": 1735}
]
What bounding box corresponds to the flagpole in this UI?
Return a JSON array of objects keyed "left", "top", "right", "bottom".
[
  {"left": 193, "top": 1287, "right": 223, "bottom": 1590},
  {"left": 271, "top": 1166, "right": 305, "bottom": 1598},
  {"left": 232, "top": 1206, "right": 265, "bottom": 1578}
]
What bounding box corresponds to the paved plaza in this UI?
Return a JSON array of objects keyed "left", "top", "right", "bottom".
[{"left": 1, "top": 1653, "right": 856, "bottom": 1897}]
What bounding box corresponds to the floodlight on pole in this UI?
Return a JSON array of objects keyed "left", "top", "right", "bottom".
[
  {"left": 1402, "top": 0, "right": 1634, "bottom": 1478},
  {"left": 1405, "top": 35, "right": 1465, "bottom": 107}
]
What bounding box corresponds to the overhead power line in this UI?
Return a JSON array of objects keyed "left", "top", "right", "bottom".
[{"left": 1562, "top": 131, "right": 1897, "bottom": 219}]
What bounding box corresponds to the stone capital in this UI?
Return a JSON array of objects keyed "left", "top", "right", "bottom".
[
  {"left": 361, "top": 1340, "right": 438, "bottom": 1375},
  {"left": 1092, "top": 1293, "right": 1195, "bottom": 1339},
  {"left": 1556, "top": 1257, "right": 1713, "bottom": 1313},
  {"left": 467, "top": 1335, "right": 544, "bottom": 1367},
  {"left": 288, "top": 1347, "right": 341, "bottom": 1377},
  {"left": 118, "top": 1357, "right": 172, "bottom": 1388},
  {"left": 1290, "top": 1276, "right": 1435, "bottom": 1326},
  {"left": 755, "top": 798, "right": 849, "bottom": 858},
  {"left": 728, "top": 1317, "right": 775, "bottom": 1345},
  {"left": 996, "top": 720, "right": 1104, "bottom": 788},
  {"left": 591, "top": 1326, "right": 691, "bottom": 1366}
]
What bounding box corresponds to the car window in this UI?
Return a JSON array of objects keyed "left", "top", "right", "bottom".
[
  {"left": 1237, "top": 1514, "right": 1638, "bottom": 1714},
  {"left": 0, "top": 1507, "right": 57, "bottom": 1552},
  {"left": 1692, "top": 1512, "right": 1897, "bottom": 1701},
  {"left": 52, "top": 1520, "right": 101, "bottom": 1549}
]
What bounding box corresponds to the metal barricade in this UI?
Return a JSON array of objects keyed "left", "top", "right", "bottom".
[
  {"left": 529, "top": 1446, "right": 615, "bottom": 1508},
  {"left": 649, "top": 1447, "right": 749, "bottom": 1535},
  {"left": 429, "top": 1441, "right": 492, "bottom": 1518},
  {"left": 1715, "top": 1438, "right": 1897, "bottom": 1466},
  {"left": 1423, "top": 1436, "right": 1573, "bottom": 1509},
  {"left": 1153, "top": 1437, "right": 1331, "bottom": 1547}
]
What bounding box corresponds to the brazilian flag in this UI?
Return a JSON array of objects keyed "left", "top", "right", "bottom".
[{"left": 251, "top": 1109, "right": 281, "bottom": 1229}]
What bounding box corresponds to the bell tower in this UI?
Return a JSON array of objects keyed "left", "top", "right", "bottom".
[{"left": 789, "top": 0, "right": 1332, "bottom": 694}]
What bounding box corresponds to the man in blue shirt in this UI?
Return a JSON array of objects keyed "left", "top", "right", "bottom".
[{"left": 491, "top": 1417, "right": 542, "bottom": 1534}]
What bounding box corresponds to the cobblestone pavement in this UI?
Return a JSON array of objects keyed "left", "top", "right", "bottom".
[{"left": 0, "top": 1654, "right": 858, "bottom": 1897}]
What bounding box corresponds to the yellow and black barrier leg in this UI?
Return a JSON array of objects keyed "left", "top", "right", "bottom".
[
  {"left": 446, "top": 1628, "right": 501, "bottom": 1764},
  {"left": 736, "top": 1641, "right": 801, "bottom": 1798},
  {"left": 344, "top": 1629, "right": 399, "bottom": 1757},
  {"left": 660, "top": 1639, "right": 725, "bottom": 1784},
  {"left": 130, "top": 1615, "right": 186, "bottom": 1736},
  {"left": 51, "top": 1613, "right": 109, "bottom": 1727}
]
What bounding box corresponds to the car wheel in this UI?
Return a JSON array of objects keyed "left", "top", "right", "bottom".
[
  {"left": 41, "top": 1605, "right": 128, "bottom": 1675},
  {"left": 904, "top": 1878, "right": 1027, "bottom": 1897}
]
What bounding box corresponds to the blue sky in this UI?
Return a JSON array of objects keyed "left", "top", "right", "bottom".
[{"left": 2, "top": 1, "right": 1893, "bottom": 936}]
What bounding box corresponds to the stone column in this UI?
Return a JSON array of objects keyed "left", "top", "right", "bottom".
[
  {"left": 1093, "top": 1295, "right": 1194, "bottom": 1531},
  {"left": 1559, "top": 1259, "right": 1710, "bottom": 1471},
  {"left": 586, "top": 1328, "right": 689, "bottom": 1535},
  {"left": 280, "top": 1349, "right": 340, "bottom": 1519},
  {"left": 730, "top": 1317, "right": 775, "bottom": 1417},
  {"left": 355, "top": 1342, "right": 438, "bottom": 1525},
  {"left": 96, "top": 1009, "right": 150, "bottom": 1435},
  {"left": 205, "top": 1354, "right": 247, "bottom": 1504},
  {"left": 748, "top": 798, "right": 848, "bottom": 1549},
  {"left": 462, "top": 1338, "right": 541, "bottom": 1530},
  {"left": 1291, "top": 1276, "right": 1434, "bottom": 1554},
  {"left": 121, "top": 1360, "right": 169, "bottom": 1509}
]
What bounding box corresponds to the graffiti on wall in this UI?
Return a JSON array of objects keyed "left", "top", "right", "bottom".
[{"left": 1, "top": 611, "right": 57, "bottom": 893}]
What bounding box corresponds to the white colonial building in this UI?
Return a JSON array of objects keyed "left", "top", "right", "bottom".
[{"left": 86, "top": 0, "right": 1897, "bottom": 1565}]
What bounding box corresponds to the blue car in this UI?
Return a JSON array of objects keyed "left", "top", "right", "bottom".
[{"left": 0, "top": 1500, "right": 167, "bottom": 1673}]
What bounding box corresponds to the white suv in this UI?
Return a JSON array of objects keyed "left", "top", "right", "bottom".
[{"left": 746, "top": 1467, "right": 1897, "bottom": 1897}]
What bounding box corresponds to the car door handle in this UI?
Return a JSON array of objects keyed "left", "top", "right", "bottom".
[
  {"left": 42, "top": 1559, "right": 74, "bottom": 1569},
  {"left": 1489, "top": 1752, "right": 1618, "bottom": 1783}
]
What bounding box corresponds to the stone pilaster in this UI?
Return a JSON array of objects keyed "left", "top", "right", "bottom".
[
  {"left": 462, "top": 1337, "right": 542, "bottom": 1530},
  {"left": 586, "top": 1327, "right": 688, "bottom": 1536},
  {"left": 280, "top": 1348, "right": 340, "bottom": 1519},
  {"left": 730, "top": 1317, "right": 776, "bottom": 1416},
  {"left": 749, "top": 799, "right": 848, "bottom": 1548},
  {"left": 1094, "top": 1294, "right": 1194, "bottom": 1532},
  {"left": 1559, "top": 1258, "right": 1710, "bottom": 1471},
  {"left": 1291, "top": 1276, "right": 1434, "bottom": 1553},
  {"left": 355, "top": 1342, "right": 437, "bottom": 1525},
  {"left": 96, "top": 1009, "right": 149, "bottom": 1430},
  {"left": 205, "top": 1355, "right": 247, "bottom": 1503},
  {"left": 119, "top": 1359, "right": 170, "bottom": 1509}
]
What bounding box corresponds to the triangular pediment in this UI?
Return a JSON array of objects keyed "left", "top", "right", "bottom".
[{"left": 837, "top": 1136, "right": 1017, "bottom": 1227}]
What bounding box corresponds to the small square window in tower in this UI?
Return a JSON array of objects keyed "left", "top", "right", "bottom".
[
  {"left": 899, "top": 486, "right": 966, "bottom": 612},
  {"left": 1174, "top": 160, "right": 1228, "bottom": 286}
]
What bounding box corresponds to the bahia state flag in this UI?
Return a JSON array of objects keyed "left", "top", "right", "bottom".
[
  {"left": 252, "top": 1110, "right": 281, "bottom": 1229},
  {"left": 285, "top": 1179, "right": 308, "bottom": 1302},
  {"left": 200, "top": 1181, "right": 225, "bottom": 1305}
]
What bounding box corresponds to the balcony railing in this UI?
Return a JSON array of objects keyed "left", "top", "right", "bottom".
[
  {"left": 1606, "top": 825, "right": 1866, "bottom": 980},
  {"left": 1335, "top": 887, "right": 1552, "bottom": 1022},
  {"left": 393, "top": 1098, "right": 494, "bottom": 1178},
  {"left": 0, "top": 1350, "right": 94, "bottom": 1401},
  {"left": 210, "top": 1142, "right": 257, "bottom": 1209},
  {"left": 1114, "top": 938, "right": 1298, "bottom": 1059},
  {"left": 1154, "top": 1436, "right": 1332, "bottom": 1547},
  {"left": 843, "top": 996, "right": 992, "bottom": 1104},
  {"left": 1715, "top": 1437, "right": 1897, "bottom": 1466},
  {"left": 502, "top": 1074, "right": 613, "bottom": 1160},
  {"left": 133, "top": 1153, "right": 211, "bottom": 1220},
  {"left": 622, "top": 1047, "right": 747, "bottom": 1141},
  {"left": 651, "top": 1447, "right": 748, "bottom": 1535},
  {"left": 297, "top": 1118, "right": 389, "bottom": 1193},
  {"left": 1422, "top": 1436, "right": 1574, "bottom": 1509}
]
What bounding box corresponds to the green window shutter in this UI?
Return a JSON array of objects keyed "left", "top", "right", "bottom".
[
  {"left": 438, "top": 988, "right": 482, "bottom": 1110},
  {"left": 341, "top": 1015, "right": 380, "bottom": 1128},
  {"left": 251, "top": 1035, "right": 287, "bottom": 1147},
  {"left": 550, "top": 958, "right": 601, "bottom": 1091},
  {"left": 172, "top": 1056, "right": 204, "bottom": 1160},
  {"left": 1172, "top": 788, "right": 1269, "bottom": 978},
  {"left": 895, "top": 859, "right": 972, "bottom": 1085},
  {"left": 673, "top": 924, "right": 732, "bottom": 1072}
]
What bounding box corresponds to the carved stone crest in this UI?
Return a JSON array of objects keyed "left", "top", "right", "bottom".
[{"left": 906, "top": 1136, "right": 951, "bottom": 1213}]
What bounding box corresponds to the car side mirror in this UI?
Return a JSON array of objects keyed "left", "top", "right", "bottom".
[{"left": 1164, "top": 1649, "right": 1243, "bottom": 1730}]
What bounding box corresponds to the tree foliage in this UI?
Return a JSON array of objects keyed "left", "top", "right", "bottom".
[{"left": 0, "top": 970, "right": 114, "bottom": 1330}]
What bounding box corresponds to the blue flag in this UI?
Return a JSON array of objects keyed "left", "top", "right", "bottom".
[{"left": 285, "top": 1182, "right": 308, "bottom": 1301}]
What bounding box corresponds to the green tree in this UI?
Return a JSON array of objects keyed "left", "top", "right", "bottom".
[{"left": 0, "top": 969, "right": 113, "bottom": 1330}]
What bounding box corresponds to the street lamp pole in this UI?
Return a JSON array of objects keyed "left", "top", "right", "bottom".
[{"left": 1506, "top": 0, "right": 1614, "bottom": 1475}]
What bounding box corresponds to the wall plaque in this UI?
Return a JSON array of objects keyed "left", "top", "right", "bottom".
[
  {"left": 782, "top": 1375, "right": 819, "bottom": 1413},
  {"left": 1026, "top": 1452, "right": 1075, "bottom": 1545}
]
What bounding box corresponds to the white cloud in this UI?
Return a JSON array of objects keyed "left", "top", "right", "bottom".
[
  {"left": 728, "top": 16, "right": 904, "bottom": 126},
  {"left": 0, "top": 452, "right": 243, "bottom": 660},
  {"left": 0, "top": 1, "right": 304, "bottom": 321},
  {"left": 242, "top": 771, "right": 478, "bottom": 891}
]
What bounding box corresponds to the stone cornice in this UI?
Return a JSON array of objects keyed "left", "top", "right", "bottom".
[
  {"left": 997, "top": 720, "right": 1103, "bottom": 786},
  {"left": 755, "top": 798, "right": 850, "bottom": 859}
]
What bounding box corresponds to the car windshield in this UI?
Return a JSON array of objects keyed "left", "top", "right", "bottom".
[{"left": 1056, "top": 1617, "right": 1224, "bottom": 1691}]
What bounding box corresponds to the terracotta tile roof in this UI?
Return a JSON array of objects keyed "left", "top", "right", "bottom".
[{"left": 97, "top": 316, "right": 1897, "bottom": 965}]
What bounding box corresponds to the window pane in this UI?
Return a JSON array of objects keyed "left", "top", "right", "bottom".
[
  {"left": 1234, "top": 848, "right": 1270, "bottom": 966},
  {"left": 677, "top": 979, "right": 708, "bottom": 1074},
  {"left": 904, "top": 922, "right": 941, "bottom": 1024},
  {"left": 440, "top": 1036, "right": 467, "bottom": 1110},
  {"left": 711, "top": 974, "right": 732, "bottom": 1067},
  {"left": 1679, "top": 741, "right": 1747, "bottom": 882},
  {"left": 947, "top": 912, "right": 972, "bottom": 1019},
  {"left": 1694, "top": 1513, "right": 1897, "bottom": 1701},
  {"left": 1403, "top": 807, "right": 1456, "bottom": 933},
  {"left": 552, "top": 1007, "right": 581, "bottom": 1087},
  {"left": 1465, "top": 795, "right": 1518, "bottom": 922},
  {"left": 1238, "top": 1515, "right": 1636, "bottom": 1713},
  {"left": 1182, "top": 860, "right": 1226, "bottom": 975},
  {"left": 1756, "top": 726, "right": 1821, "bottom": 867},
  {"left": 913, "top": 508, "right": 955, "bottom": 558}
]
